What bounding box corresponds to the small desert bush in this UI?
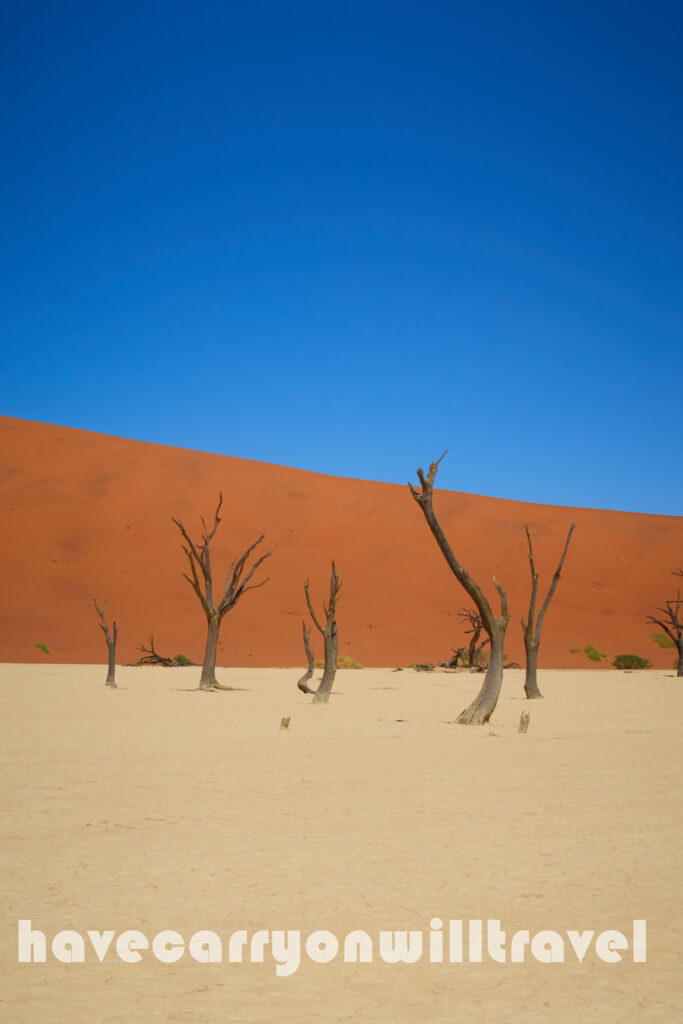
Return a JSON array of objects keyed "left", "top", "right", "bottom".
[
  {"left": 314, "top": 655, "right": 363, "bottom": 669},
  {"left": 173, "top": 653, "right": 194, "bottom": 666},
  {"left": 338, "top": 654, "right": 363, "bottom": 669},
  {"left": 650, "top": 632, "right": 675, "bottom": 650},
  {"left": 35, "top": 642, "right": 50, "bottom": 655},
  {"left": 583, "top": 644, "right": 607, "bottom": 663},
  {"left": 613, "top": 654, "right": 652, "bottom": 671},
  {"left": 570, "top": 645, "right": 607, "bottom": 662}
]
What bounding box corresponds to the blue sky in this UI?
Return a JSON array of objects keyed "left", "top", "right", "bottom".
[{"left": 1, "top": 1, "right": 681, "bottom": 514}]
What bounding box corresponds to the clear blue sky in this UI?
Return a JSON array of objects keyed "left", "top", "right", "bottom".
[{"left": 1, "top": 1, "right": 681, "bottom": 514}]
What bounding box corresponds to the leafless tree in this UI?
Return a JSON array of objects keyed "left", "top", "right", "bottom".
[
  {"left": 93, "top": 598, "right": 118, "bottom": 688},
  {"left": 521, "top": 521, "right": 576, "bottom": 698},
  {"left": 296, "top": 621, "right": 316, "bottom": 694},
  {"left": 172, "top": 493, "right": 272, "bottom": 691},
  {"left": 647, "top": 569, "right": 683, "bottom": 677},
  {"left": 409, "top": 453, "right": 510, "bottom": 725},
  {"left": 459, "top": 607, "right": 490, "bottom": 669},
  {"left": 304, "top": 561, "right": 342, "bottom": 704}
]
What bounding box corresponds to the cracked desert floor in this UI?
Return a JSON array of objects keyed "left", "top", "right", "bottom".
[{"left": 1, "top": 664, "right": 681, "bottom": 1023}]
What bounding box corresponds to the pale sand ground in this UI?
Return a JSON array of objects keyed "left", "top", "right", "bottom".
[{"left": 1, "top": 664, "right": 681, "bottom": 1024}]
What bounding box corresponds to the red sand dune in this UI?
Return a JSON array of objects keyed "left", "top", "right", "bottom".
[{"left": 0, "top": 415, "right": 681, "bottom": 669}]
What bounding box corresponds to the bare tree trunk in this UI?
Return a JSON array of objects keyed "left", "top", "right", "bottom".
[
  {"left": 106, "top": 640, "right": 116, "bottom": 686},
  {"left": 94, "top": 598, "right": 118, "bottom": 689},
  {"left": 674, "top": 634, "right": 683, "bottom": 677},
  {"left": 313, "top": 619, "right": 338, "bottom": 704},
  {"left": 199, "top": 616, "right": 222, "bottom": 690},
  {"left": 456, "top": 627, "right": 506, "bottom": 724},
  {"left": 409, "top": 453, "right": 510, "bottom": 725},
  {"left": 305, "top": 561, "right": 342, "bottom": 705},
  {"left": 297, "top": 621, "right": 316, "bottom": 694},
  {"left": 524, "top": 642, "right": 541, "bottom": 698}
]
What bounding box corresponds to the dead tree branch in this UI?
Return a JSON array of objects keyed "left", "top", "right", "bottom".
[
  {"left": 647, "top": 576, "right": 683, "bottom": 677},
  {"left": 409, "top": 453, "right": 510, "bottom": 724},
  {"left": 129, "top": 634, "right": 176, "bottom": 667},
  {"left": 521, "top": 521, "right": 576, "bottom": 698}
]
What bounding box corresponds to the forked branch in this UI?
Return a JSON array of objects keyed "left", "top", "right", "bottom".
[{"left": 172, "top": 493, "right": 272, "bottom": 623}]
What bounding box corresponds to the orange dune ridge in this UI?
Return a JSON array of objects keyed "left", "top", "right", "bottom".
[{"left": 0, "top": 415, "right": 681, "bottom": 669}]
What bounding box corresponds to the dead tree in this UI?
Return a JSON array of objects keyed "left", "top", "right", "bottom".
[
  {"left": 440, "top": 609, "right": 489, "bottom": 669},
  {"left": 129, "top": 635, "right": 175, "bottom": 667},
  {"left": 647, "top": 569, "right": 683, "bottom": 677},
  {"left": 172, "top": 493, "right": 272, "bottom": 691},
  {"left": 296, "top": 621, "right": 316, "bottom": 694},
  {"left": 93, "top": 598, "right": 118, "bottom": 688},
  {"left": 409, "top": 453, "right": 510, "bottom": 725},
  {"left": 304, "top": 561, "right": 342, "bottom": 704},
  {"left": 521, "top": 521, "right": 576, "bottom": 698},
  {"left": 459, "top": 607, "right": 491, "bottom": 669}
]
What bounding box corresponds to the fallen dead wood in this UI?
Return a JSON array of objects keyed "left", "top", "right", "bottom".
[{"left": 128, "top": 635, "right": 194, "bottom": 667}]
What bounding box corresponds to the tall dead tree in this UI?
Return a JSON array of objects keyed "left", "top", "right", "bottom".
[
  {"left": 647, "top": 569, "right": 683, "bottom": 677},
  {"left": 304, "top": 561, "right": 341, "bottom": 704},
  {"left": 409, "top": 453, "right": 510, "bottom": 725},
  {"left": 93, "top": 598, "right": 118, "bottom": 688},
  {"left": 172, "top": 493, "right": 272, "bottom": 691},
  {"left": 521, "top": 521, "right": 576, "bottom": 698},
  {"left": 296, "top": 621, "right": 316, "bottom": 694}
]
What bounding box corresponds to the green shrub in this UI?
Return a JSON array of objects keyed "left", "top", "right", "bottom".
[
  {"left": 613, "top": 654, "right": 652, "bottom": 671},
  {"left": 173, "top": 653, "right": 194, "bottom": 666},
  {"left": 650, "top": 632, "right": 675, "bottom": 650},
  {"left": 584, "top": 644, "right": 607, "bottom": 663},
  {"left": 35, "top": 642, "right": 50, "bottom": 655}
]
